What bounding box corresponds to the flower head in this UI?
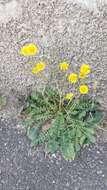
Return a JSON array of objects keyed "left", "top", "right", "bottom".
[
  {"left": 79, "top": 85, "right": 89, "bottom": 94},
  {"left": 32, "top": 62, "right": 46, "bottom": 74},
  {"left": 65, "top": 93, "right": 74, "bottom": 100},
  {"left": 59, "top": 62, "right": 69, "bottom": 71},
  {"left": 79, "top": 72, "right": 87, "bottom": 79},
  {"left": 80, "top": 64, "right": 91, "bottom": 76},
  {"left": 20, "top": 43, "right": 38, "bottom": 56},
  {"left": 68, "top": 73, "right": 78, "bottom": 84}
]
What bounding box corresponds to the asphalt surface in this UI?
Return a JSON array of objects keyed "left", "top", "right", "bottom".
[{"left": 0, "top": 118, "right": 107, "bottom": 190}]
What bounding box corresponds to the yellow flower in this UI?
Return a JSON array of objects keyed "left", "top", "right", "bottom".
[
  {"left": 79, "top": 85, "right": 89, "bottom": 94},
  {"left": 20, "top": 43, "right": 38, "bottom": 56},
  {"left": 65, "top": 93, "right": 74, "bottom": 100},
  {"left": 80, "top": 64, "right": 91, "bottom": 75},
  {"left": 79, "top": 72, "right": 87, "bottom": 79},
  {"left": 59, "top": 62, "right": 69, "bottom": 71},
  {"left": 68, "top": 73, "right": 78, "bottom": 84},
  {"left": 32, "top": 62, "right": 46, "bottom": 74}
]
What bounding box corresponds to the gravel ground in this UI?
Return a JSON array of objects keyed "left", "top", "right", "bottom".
[
  {"left": 0, "top": 1, "right": 107, "bottom": 190},
  {"left": 0, "top": 117, "right": 107, "bottom": 190},
  {"left": 0, "top": 0, "right": 107, "bottom": 109}
]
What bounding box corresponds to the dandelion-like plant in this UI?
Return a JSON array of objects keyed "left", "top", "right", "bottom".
[{"left": 20, "top": 43, "right": 102, "bottom": 160}]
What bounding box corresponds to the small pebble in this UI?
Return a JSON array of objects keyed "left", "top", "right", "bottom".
[{"left": 97, "top": 170, "right": 103, "bottom": 174}]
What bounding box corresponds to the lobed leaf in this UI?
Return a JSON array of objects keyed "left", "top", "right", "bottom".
[{"left": 61, "top": 143, "right": 75, "bottom": 160}]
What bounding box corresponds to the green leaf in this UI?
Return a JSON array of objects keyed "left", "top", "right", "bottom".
[
  {"left": 76, "top": 128, "right": 82, "bottom": 138},
  {"left": 83, "top": 127, "right": 96, "bottom": 143},
  {"left": 87, "top": 111, "right": 102, "bottom": 127},
  {"left": 34, "top": 113, "right": 51, "bottom": 122},
  {"left": 21, "top": 119, "right": 34, "bottom": 128},
  {"left": 24, "top": 106, "right": 32, "bottom": 114},
  {"left": 70, "top": 128, "right": 76, "bottom": 138},
  {"left": 38, "top": 131, "right": 51, "bottom": 144},
  {"left": 0, "top": 96, "right": 6, "bottom": 109},
  {"left": 71, "top": 111, "right": 78, "bottom": 116},
  {"left": 52, "top": 114, "right": 64, "bottom": 129},
  {"left": 45, "top": 87, "right": 59, "bottom": 97},
  {"left": 80, "top": 135, "right": 86, "bottom": 145},
  {"left": 30, "top": 92, "right": 41, "bottom": 101},
  {"left": 78, "top": 111, "right": 86, "bottom": 119},
  {"left": 93, "top": 111, "right": 102, "bottom": 124},
  {"left": 27, "top": 127, "right": 39, "bottom": 140},
  {"left": 46, "top": 141, "right": 58, "bottom": 154},
  {"left": 75, "top": 141, "right": 81, "bottom": 152},
  {"left": 61, "top": 143, "right": 76, "bottom": 160},
  {"left": 84, "top": 127, "right": 95, "bottom": 135},
  {"left": 86, "top": 134, "right": 96, "bottom": 143}
]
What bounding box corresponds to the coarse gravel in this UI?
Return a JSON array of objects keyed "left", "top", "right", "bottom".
[{"left": 0, "top": 0, "right": 107, "bottom": 109}]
